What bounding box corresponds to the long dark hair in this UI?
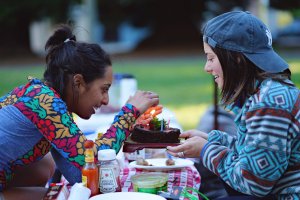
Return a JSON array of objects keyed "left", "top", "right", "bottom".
[
  {"left": 44, "top": 24, "right": 112, "bottom": 100},
  {"left": 212, "top": 47, "right": 292, "bottom": 106}
]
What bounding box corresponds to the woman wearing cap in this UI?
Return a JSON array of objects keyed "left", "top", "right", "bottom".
[
  {"left": 0, "top": 24, "right": 159, "bottom": 199},
  {"left": 167, "top": 11, "right": 300, "bottom": 199}
]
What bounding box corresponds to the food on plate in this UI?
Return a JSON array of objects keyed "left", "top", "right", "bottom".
[
  {"left": 165, "top": 158, "right": 175, "bottom": 166},
  {"left": 131, "top": 116, "right": 181, "bottom": 143},
  {"left": 135, "top": 157, "right": 175, "bottom": 166},
  {"left": 136, "top": 157, "right": 152, "bottom": 166},
  {"left": 135, "top": 158, "right": 175, "bottom": 166}
]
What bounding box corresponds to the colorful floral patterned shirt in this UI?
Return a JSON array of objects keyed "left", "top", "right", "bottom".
[
  {"left": 201, "top": 79, "right": 300, "bottom": 199},
  {"left": 0, "top": 79, "right": 140, "bottom": 191}
]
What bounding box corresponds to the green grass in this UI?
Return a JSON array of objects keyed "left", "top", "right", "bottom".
[
  {"left": 112, "top": 57, "right": 213, "bottom": 105},
  {"left": 112, "top": 57, "right": 213, "bottom": 130},
  {"left": 1, "top": 57, "right": 300, "bottom": 130},
  {"left": 0, "top": 66, "right": 44, "bottom": 95}
]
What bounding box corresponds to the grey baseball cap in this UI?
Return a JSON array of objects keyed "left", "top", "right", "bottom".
[{"left": 203, "top": 11, "right": 289, "bottom": 73}]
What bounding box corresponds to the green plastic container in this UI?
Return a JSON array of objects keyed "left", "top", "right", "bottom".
[{"left": 131, "top": 172, "right": 168, "bottom": 194}]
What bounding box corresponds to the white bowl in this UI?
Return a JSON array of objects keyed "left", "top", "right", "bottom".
[{"left": 89, "top": 192, "right": 166, "bottom": 200}]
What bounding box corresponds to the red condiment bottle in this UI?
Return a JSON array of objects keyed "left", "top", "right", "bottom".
[{"left": 82, "top": 140, "right": 99, "bottom": 196}]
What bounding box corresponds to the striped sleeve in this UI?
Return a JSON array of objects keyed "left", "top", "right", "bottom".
[
  {"left": 201, "top": 106, "right": 292, "bottom": 197},
  {"left": 207, "top": 130, "right": 238, "bottom": 149}
]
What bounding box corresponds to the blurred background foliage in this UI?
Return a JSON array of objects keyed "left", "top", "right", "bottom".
[
  {"left": 2, "top": 0, "right": 295, "bottom": 54},
  {"left": 0, "top": 0, "right": 80, "bottom": 49},
  {"left": 0, "top": 0, "right": 299, "bottom": 130}
]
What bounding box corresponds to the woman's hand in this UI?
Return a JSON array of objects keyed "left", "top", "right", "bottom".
[
  {"left": 180, "top": 129, "right": 208, "bottom": 140},
  {"left": 126, "top": 90, "right": 159, "bottom": 114},
  {"left": 167, "top": 136, "right": 208, "bottom": 158}
]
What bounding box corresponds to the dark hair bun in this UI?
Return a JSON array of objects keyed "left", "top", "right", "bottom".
[
  {"left": 44, "top": 23, "right": 111, "bottom": 100},
  {"left": 45, "top": 24, "right": 75, "bottom": 51}
]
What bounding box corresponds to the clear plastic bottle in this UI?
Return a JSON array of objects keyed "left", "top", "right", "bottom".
[{"left": 98, "top": 149, "right": 121, "bottom": 193}]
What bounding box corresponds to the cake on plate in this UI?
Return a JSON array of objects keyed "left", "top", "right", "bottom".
[{"left": 131, "top": 117, "right": 180, "bottom": 143}]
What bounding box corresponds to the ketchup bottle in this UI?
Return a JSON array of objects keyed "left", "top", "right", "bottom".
[
  {"left": 82, "top": 140, "right": 99, "bottom": 196},
  {"left": 98, "top": 149, "right": 121, "bottom": 193}
]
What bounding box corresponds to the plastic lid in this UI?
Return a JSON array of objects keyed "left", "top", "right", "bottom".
[
  {"left": 98, "top": 149, "right": 116, "bottom": 161},
  {"left": 131, "top": 172, "right": 168, "bottom": 187}
]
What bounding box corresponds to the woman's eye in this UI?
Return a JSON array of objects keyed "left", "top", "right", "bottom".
[{"left": 101, "top": 87, "right": 108, "bottom": 93}]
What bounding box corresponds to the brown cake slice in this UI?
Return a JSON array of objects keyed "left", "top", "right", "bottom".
[{"left": 131, "top": 124, "right": 180, "bottom": 143}]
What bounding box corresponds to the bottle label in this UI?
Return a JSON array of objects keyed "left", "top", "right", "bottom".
[
  {"left": 82, "top": 175, "right": 87, "bottom": 187},
  {"left": 99, "top": 167, "right": 118, "bottom": 193},
  {"left": 85, "top": 149, "right": 94, "bottom": 162}
]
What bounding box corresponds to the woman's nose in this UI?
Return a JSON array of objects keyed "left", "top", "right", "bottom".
[
  {"left": 102, "top": 94, "right": 109, "bottom": 105},
  {"left": 204, "top": 62, "right": 211, "bottom": 73}
]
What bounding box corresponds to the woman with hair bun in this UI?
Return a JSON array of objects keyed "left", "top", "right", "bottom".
[{"left": 0, "top": 24, "right": 159, "bottom": 199}]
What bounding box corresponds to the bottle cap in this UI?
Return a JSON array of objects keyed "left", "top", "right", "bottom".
[{"left": 98, "top": 149, "right": 116, "bottom": 161}]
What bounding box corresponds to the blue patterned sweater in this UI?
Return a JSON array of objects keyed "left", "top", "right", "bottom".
[{"left": 201, "top": 79, "right": 300, "bottom": 199}]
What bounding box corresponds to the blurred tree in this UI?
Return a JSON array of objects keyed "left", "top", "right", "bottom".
[
  {"left": 270, "top": 0, "right": 300, "bottom": 18},
  {"left": 270, "top": 0, "right": 300, "bottom": 10},
  {"left": 0, "top": 0, "right": 79, "bottom": 55},
  {"left": 97, "top": 0, "right": 249, "bottom": 49},
  {"left": 97, "top": 0, "right": 205, "bottom": 48},
  {"left": 97, "top": 0, "right": 133, "bottom": 41},
  {"left": 0, "top": 0, "right": 251, "bottom": 56},
  {"left": 136, "top": 0, "right": 204, "bottom": 48},
  {"left": 204, "top": 0, "right": 249, "bottom": 16}
]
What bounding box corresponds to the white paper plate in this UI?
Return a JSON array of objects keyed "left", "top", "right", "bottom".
[
  {"left": 89, "top": 192, "right": 166, "bottom": 200},
  {"left": 129, "top": 158, "right": 194, "bottom": 171}
]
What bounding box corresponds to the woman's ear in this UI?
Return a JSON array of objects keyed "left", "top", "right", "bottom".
[
  {"left": 236, "top": 54, "right": 247, "bottom": 65},
  {"left": 73, "top": 74, "right": 85, "bottom": 89}
]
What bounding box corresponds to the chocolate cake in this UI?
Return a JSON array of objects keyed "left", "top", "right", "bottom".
[{"left": 131, "top": 124, "right": 181, "bottom": 143}]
